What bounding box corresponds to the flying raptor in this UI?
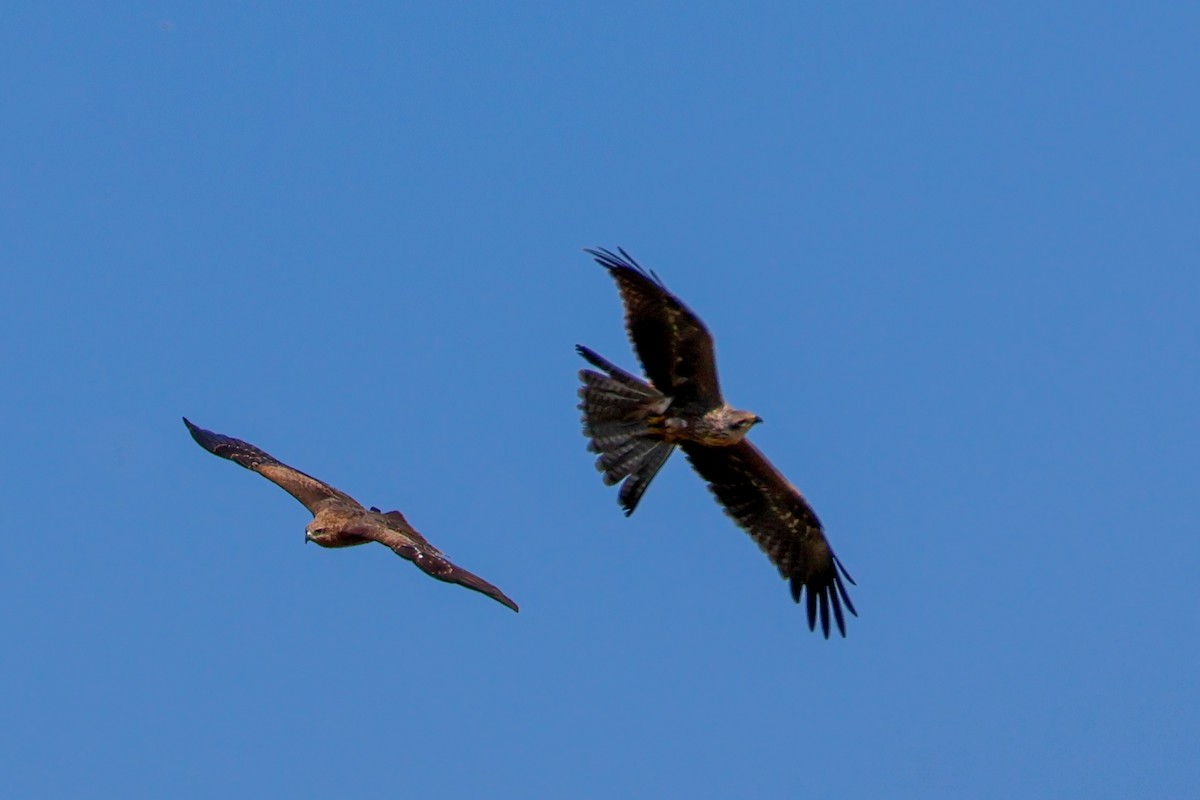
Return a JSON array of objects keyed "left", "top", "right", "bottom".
[
  {"left": 183, "top": 418, "right": 518, "bottom": 612},
  {"left": 575, "top": 248, "right": 856, "bottom": 637}
]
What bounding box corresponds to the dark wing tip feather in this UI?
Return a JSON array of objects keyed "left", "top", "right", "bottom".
[
  {"left": 445, "top": 565, "right": 521, "bottom": 613},
  {"left": 492, "top": 590, "right": 520, "bottom": 613},
  {"left": 835, "top": 555, "right": 857, "bottom": 586},
  {"left": 834, "top": 566, "right": 859, "bottom": 619},
  {"left": 409, "top": 551, "right": 520, "bottom": 612},
  {"left": 183, "top": 416, "right": 240, "bottom": 458},
  {"left": 831, "top": 590, "right": 847, "bottom": 637},
  {"left": 584, "top": 246, "right": 666, "bottom": 289},
  {"left": 786, "top": 566, "right": 859, "bottom": 638},
  {"left": 792, "top": 570, "right": 857, "bottom": 638},
  {"left": 818, "top": 589, "right": 831, "bottom": 638},
  {"left": 182, "top": 415, "right": 207, "bottom": 443},
  {"left": 182, "top": 416, "right": 276, "bottom": 468}
]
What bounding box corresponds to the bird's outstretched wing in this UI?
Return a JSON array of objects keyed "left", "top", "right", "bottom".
[
  {"left": 347, "top": 510, "right": 520, "bottom": 613},
  {"left": 586, "top": 247, "right": 723, "bottom": 408},
  {"left": 681, "top": 440, "right": 857, "bottom": 637},
  {"left": 183, "top": 417, "right": 361, "bottom": 513}
]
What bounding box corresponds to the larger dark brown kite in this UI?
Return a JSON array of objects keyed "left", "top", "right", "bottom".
[
  {"left": 576, "top": 248, "right": 856, "bottom": 637},
  {"left": 183, "top": 418, "right": 518, "bottom": 612}
]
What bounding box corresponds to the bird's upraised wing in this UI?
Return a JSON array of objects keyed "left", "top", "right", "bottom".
[
  {"left": 681, "top": 440, "right": 856, "bottom": 637},
  {"left": 348, "top": 510, "right": 520, "bottom": 613},
  {"left": 183, "top": 417, "right": 361, "bottom": 514},
  {"left": 587, "top": 247, "right": 723, "bottom": 408}
]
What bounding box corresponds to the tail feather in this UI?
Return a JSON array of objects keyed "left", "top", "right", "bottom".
[
  {"left": 576, "top": 346, "right": 676, "bottom": 515},
  {"left": 585, "top": 419, "right": 647, "bottom": 453},
  {"left": 576, "top": 345, "right": 649, "bottom": 390},
  {"left": 616, "top": 440, "right": 675, "bottom": 516},
  {"left": 577, "top": 371, "right": 661, "bottom": 414},
  {"left": 599, "top": 436, "right": 661, "bottom": 484}
]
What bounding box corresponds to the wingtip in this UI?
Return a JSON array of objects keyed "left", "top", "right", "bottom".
[
  {"left": 483, "top": 587, "right": 520, "bottom": 613},
  {"left": 182, "top": 417, "right": 233, "bottom": 458},
  {"left": 584, "top": 246, "right": 664, "bottom": 287},
  {"left": 835, "top": 555, "right": 857, "bottom": 586},
  {"left": 182, "top": 416, "right": 208, "bottom": 444},
  {"left": 792, "top": 580, "right": 851, "bottom": 638},
  {"left": 585, "top": 246, "right": 638, "bottom": 273},
  {"left": 182, "top": 416, "right": 209, "bottom": 441}
]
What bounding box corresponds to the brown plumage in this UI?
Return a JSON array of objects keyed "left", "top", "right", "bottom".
[
  {"left": 183, "top": 417, "right": 518, "bottom": 612},
  {"left": 576, "top": 247, "right": 855, "bottom": 637}
]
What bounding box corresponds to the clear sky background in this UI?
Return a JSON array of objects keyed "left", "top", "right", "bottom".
[{"left": 1, "top": 3, "right": 1197, "bottom": 798}]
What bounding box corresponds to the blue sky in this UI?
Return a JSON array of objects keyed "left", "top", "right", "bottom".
[{"left": 1, "top": 3, "right": 1197, "bottom": 797}]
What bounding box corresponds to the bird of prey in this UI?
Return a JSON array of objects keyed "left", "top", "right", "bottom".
[
  {"left": 575, "top": 247, "right": 856, "bottom": 636},
  {"left": 183, "top": 418, "right": 518, "bottom": 612}
]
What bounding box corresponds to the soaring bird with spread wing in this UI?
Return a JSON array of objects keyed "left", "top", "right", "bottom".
[
  {"left": 183, "top": 418, "right": 518, "bottom": 612},
  {"left": 576, "top": 248, "right": 856, "bottom": 636}
]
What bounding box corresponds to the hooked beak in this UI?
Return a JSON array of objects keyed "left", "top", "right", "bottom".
[{"left": 754, "top": 416, "right": 764, "bottom": 425}]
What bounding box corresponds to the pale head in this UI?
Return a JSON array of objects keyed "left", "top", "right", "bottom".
[
  {"left": 726, "top": 408, "right": 764, "bottom": 441},
  {"left": 691, "top": 405, "right": 763, "bottom": 446}
]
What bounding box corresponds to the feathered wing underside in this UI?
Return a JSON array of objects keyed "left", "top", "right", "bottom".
[
  {"left": 681, "top": 440, "right": 857, "bottom": 637},
  {"left": 183, "top": 417, "right": 361, "bottom": 513},
  {"left": 349, "top": 514, "right": 520, "bottom": 612},
  {"left": 576, "top": 345, "right": 676, "bottom": 515},
  {"left": 586, "top": 247, "right": 723, "bottom": 408}
]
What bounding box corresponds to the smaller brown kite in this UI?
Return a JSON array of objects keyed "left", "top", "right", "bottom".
[{"left": 183, "top": 418, "right": 518, "bottom": 612}]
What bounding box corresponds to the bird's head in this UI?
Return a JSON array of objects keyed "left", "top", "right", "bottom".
[
  {"left": 729, "top": 409, "right": 763, "bottom": 441},
  {"left": 305, "top": 521, "right": 335, "bottom": 548}
]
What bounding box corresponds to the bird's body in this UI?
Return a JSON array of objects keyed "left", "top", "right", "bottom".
[
  {"left": 650, "top": 404, "right": 762, "bottom": 447},
  {"left": 304, "top": 504, "right": 376, "bottom": 548},
  {"left": 576, "top": 247, "right": 855, "bottom": 637},
  {"left": 183, "top": 418, "right": 518, "bottom": 612}
]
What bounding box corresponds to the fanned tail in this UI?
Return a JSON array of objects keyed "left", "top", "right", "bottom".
[{"left": 576, "top": 345, "right": 676, "bottom": 515}]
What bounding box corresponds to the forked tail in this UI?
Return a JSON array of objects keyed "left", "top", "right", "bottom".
[{"left": 576, "top": 345, "right": 676, "bottom": 515}]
